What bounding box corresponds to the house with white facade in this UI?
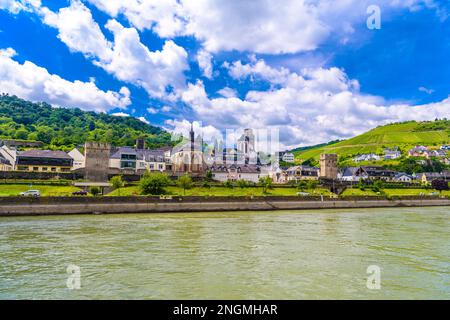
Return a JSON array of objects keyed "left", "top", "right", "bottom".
[
  {"left": 353, "top": 154, "right": 381, "bottom": 162},
  {"left": 68, "top": 148, "right": 85, "bottom": 170}
]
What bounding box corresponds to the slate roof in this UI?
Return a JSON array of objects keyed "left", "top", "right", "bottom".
[{"left": 17, "top": 150, "right": 72, "bottom": 159}]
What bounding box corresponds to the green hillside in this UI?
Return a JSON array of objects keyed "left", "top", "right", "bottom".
[
  {"left": 0, "top": 94, "right": 173, "bottom": 151},
  {"left": 294, "top": 120, "right": 450, "bottom": 163}
]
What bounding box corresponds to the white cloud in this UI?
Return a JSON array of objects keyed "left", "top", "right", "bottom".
[
  {"left": 0, "top": 48, "right": 131, "bottom": 112},
  {"left": 147, "top": 107, "right": 158, "bottom": 114},
  {"left": 161, "top": 106, "right": 172, "bottom": 112},
  {"left": 138, "top": 116, "right": 149, "bottom": 124},
  {"left": 197, "top": 50, "right": 213, "bottom": 79},
  {"left": 111, "top": 112, "right": 130, "bottom": 117},
  {"left": 0, "top": 0, "right": 40, "bottom": 13},
  {"left": 36, "top": 1, "right": 189, "bottom": 100},
  {"left": 419, "top": 86, "right": 434, "bottom": 94},
  {"left": 85, "top": 0, "right": 442, "bottom": 54},
  {"left": 165, "top": 119, "right": 223, "bottom": 143},
  {"left": 217, "top": 87, "right": 237, "bottom": 98},
  {"left": 179, "top": 60, "right": 450, "bottom": 149}
]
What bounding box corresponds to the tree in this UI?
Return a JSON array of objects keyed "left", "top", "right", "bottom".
[
  {"left": 90, "top": 186, "right": 101, "bottom": 196},
  {"left": 110, "top": 175, "right": 125, "bottom": 196},
  {"left": 224, "top": 180, "right": 234, "bottom": 189},
  {"left": 177, "top": 174, "right": 193, "bottom": 195},
  {"left": 431, "top": 179, "right": 449, "bottom": 193},
  {"left": 205, "top": 170, "right": 213, "bottom": 182},
  {"left": 372, "top": 180, "right": 385, "bottom": 193},
  {"left": 297, "top": 180, "right": 308, "bottom": 191},
  {"left": 306, "top": 180, "right": 318, "bottom": 190},
  {"left": 259, "top": 176, "right": 273, "bottom": 194},
  {"left": 139, "top": 172, "right": 170, "bottom": 195},
  {"left": 236, "top": 179, "right": 248, "bottom": 188}
]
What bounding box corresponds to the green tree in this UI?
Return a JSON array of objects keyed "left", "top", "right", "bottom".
[
  {"left": 236, "top": 179, "right": 248, "bottom": 188},
  {"left": 110, "top": 175, "right": 125, "bottom": 196},
  {"left": 139, "top": 171, "right": 170, "bottom": 195},
  {"left": 224, "top": 180, "right": 234, "bottom": 189},
  {"left": 259, "top": 176, "right": 273, "bottom": 194},
  {"left": 372, "top": 180, "right": 384, "bottom": 193},
  {"left": 306, "top": 180, "right": 318, "bottom": 190},
  {"left": 297, "top": 180, "right": 308, "bottom": 191},
  {"left": 205, "top": 170, "right": 213, "bottom": 182},
  {"left": 90, "top": 186, "right": 101, "bottom": 196},
  {"left": 177, "top": 174, "right": 193, "bottom": 195}
]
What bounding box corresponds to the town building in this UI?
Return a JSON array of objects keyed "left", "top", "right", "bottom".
[
  {"left": 68, "top": 148, "right": 85, "bottom": 170},
  {"left": 171, "top": 124, "right": 206, "bottom": 175},
  {"left": 209, "top": 164, "right": 267, "bottom": 183},
  {"left": 286, "top": 165, "right": 319, "bottom": 182},
  {"left": 354, "top": 166, "right": 396, "bottom": 181},
  {"left": 393, "top": 172, "right": 414, "bottom": 183},
  {"left": 15, "top": 150, "right": 73, "bottom": 172},
  {"left": 0, "top": 153, "right": 12, "bottom": 171},
  {"left": 277, "top": 151, "right": 295, "bottom": 163},
  {"left": 417, "top": 171, "right": 450, "bottom": 184},
  {"left": 353, "top": 153, "right": 381, "bottom": 162},
  {"left": 0, "top": 145, "right": 16, "bottom": 170},
  {"left": 237, "top": 128, "right": 257, "bottom": 164},
  {"left": 109, "top": 147, "right": 166, "bottom": 174},
  {"left": 384, "top": 148, "right": 401, "bottom": 160},
  {"left": 339, "top": 167, "right": 360, "bottom": 182},
  {"left": 320, "top": 154, "right": 338, "bottom": 180}
]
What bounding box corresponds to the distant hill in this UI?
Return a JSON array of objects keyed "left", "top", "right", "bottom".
[
  {"left": 0, "top": 94, "right": 173, "bottom": 151},
  {"left": 293, "top": 120, "right": 450, "bottom": 163}
]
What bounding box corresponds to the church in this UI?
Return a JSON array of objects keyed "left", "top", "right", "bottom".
[{"left": 170, "top": 124, "right": 206, "bottom": 175}]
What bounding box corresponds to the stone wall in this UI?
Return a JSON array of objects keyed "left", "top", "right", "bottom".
[{"left": 0, "top": 196, "right": 448, "bottom": 216}]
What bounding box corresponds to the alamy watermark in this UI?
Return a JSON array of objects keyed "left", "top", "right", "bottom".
[
  {"left": 367, "top": 5, "right": 381, "bottom": 30},
  {"left": 66, "top": 264, "right": 81, "bottom": 290},
  {"left": 366, "top": 265, "right": 381, "bottom": 290}
]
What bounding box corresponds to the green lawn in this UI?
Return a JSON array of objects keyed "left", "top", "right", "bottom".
[
  {"left": 342, "top": 187, "right": 449, "bottom": 197},
  {"left": 0, "top": 184, "right": 82, "bottom": 197},
  {"left": 107, "top": 186, "right": 333, "bottom": 197}
]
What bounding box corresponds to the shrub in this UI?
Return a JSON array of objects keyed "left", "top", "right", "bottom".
[
  {"left": 90, "top": 186, "right": 101, "bottom": 196},
  {"left": 139, "top": 172, "right": 170, "bottom": 195},
  {"left": 259, "top": 176, "right": 273, "bottom": 194},
  {"left": 224, "top": 180, "right": 235, "bottom": 189},
  {"left": 236, "top": 179, "right": 249, "bottom": 188},
  {"left": 431, "top": 179, "right": 449, "bottom": 192},
  {"left": 177, "top": 174, "right": 193, "bottom": 195},
  {"left": 109, "top": 175, "right": 124, "bottom": 196}
]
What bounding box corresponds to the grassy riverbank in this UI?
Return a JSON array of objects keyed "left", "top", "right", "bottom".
[
  {"left": 107, "top": 186, "right": 334, "bottom": 197},
  {"left": 0, "top": 184, "right": 81, "bottom": 196}
]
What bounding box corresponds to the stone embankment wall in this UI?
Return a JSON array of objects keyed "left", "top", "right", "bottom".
[{"left": 0, "top": 196, "right": 449, "bottom": 217}]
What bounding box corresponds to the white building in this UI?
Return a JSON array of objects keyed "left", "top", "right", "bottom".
[
  {"left": 109, "top": 147, "right": 166, "bottom": 173},
  {"left": 353, "top": 154, "right": 381, "bottom": 162},
  {"left": 0, "top": 145, "right": 16, "bottom": 170},
  {"left": 68, "top": 148, "right": 85, "bottom": 170},
  {"left": 210, "top": 165, "right": 268, "bottom": 183},
  {"left": 384, "top": 149, "right": 401, "bottom": 160}
]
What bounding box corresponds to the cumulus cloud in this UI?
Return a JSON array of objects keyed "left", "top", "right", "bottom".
[
  {"left": 138, "top": 116, "right": 150, "bottom": 124},
  {"left": 197, "top": 50, "right": 213, "bottom": 79},
  {"left": 36, "top": 1, "right": 189, "bottom": 100},
  {"left": 217, "top": 87, "right": 237, "bottom": 98},
  {"left": 111, "top": 112, "right": 130, "bottom": 117},
  {"left": 0, "top": 48, "right": 131, "bottom": 112},
  {"left": 84, "top": 0, "right": 442, "bottom": 54},
  {"left": 179, "top": 60, "right": 450, "bottom": 149}
]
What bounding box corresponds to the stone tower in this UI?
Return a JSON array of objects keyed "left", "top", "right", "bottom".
[
  {"left": 84, "top": 142, "right": 111, "bottom": 182},
  {"left": 320, "top": 154, "right": 338, "bottom": 180},
  {"left": 136, "top": 137, "right": 145, "bottom": 150}
]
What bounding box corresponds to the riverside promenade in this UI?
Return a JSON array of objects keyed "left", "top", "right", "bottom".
[{"left": 0, "top": 196, "right": 449, "bottom": 216}]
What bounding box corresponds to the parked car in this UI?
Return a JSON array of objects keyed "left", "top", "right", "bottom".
[
  {"left": 72, "top": 190, "right": 88, "bottom": 196},
  {"left": 20, "top": 190, "right": 41, "bottom": 197},
  {"left": 296, "top": 192, "right": 310, "bottom": 196}
]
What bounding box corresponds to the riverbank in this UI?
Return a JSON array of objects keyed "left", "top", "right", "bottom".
[{"left": 0, "top": 195, "right": 449, "bottom": 217}]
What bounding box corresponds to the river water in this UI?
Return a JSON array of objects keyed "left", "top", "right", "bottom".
[{"left": 0, "top": 207, "right": 449, "bottom": 299}]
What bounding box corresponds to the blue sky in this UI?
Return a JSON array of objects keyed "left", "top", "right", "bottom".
[{"left": 0, "top": 0, "right": 449, "bottom": 148}]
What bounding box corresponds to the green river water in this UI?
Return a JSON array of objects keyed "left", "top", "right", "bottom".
[{"left": 0, "top": 207, "right": 449, "bottom": 299}]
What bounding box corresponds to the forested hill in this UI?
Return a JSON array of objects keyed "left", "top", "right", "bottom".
[{"left": 0, "top": 94, "right": 173, "bottom": 151}]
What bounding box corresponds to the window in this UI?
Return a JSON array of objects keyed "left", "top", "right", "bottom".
[
  {"left": 42, "top": 167, "right": 47, "bottom": 171},
  {"left": 149, "top": 164, "right": 154, "bottom": 170},
  {"left": 158, "top": 164, "right": 164, "bottom": 169},
  {"left": 51, "top": 167, "right": 56, "bottom": 172},
  {"left": 33, "top": 167, "right": 39, "bottom": 171}
]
